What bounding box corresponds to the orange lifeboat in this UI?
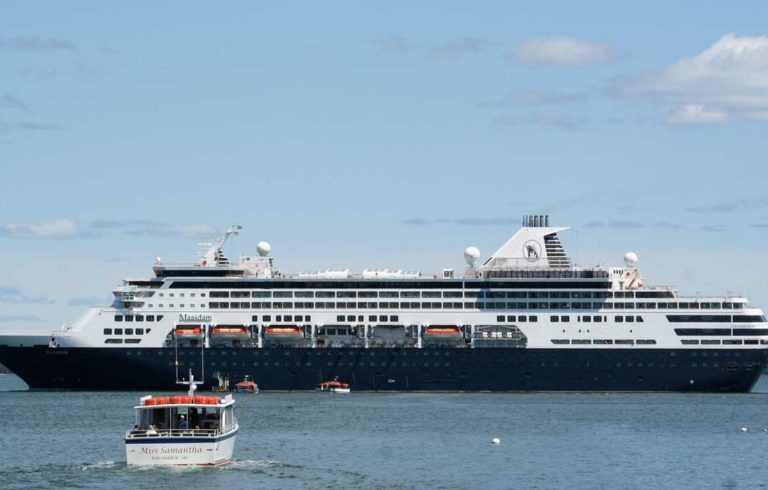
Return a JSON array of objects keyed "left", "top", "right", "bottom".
[
  {"left": 265, "top": 326, "right": 302, "bottom": 335},
  {"left": 175, "top": 325, "right": 203, "bottom": 338},
  {"left": 425, "top": 326, "right": 461, "bottom": 335},
  {"left": 264, "top": 325, "right": 304, "bottom": 345},
  {"left": 212, "top": 325, "right": 249, "bottom": 337},
  {"left": 424, "top": 326, "right": 463, "bottom": 343},
  {"left": 205, "top": 396, "right": 221, "bottom": 405},
  {"left": 194, "top": 396, "right": 207, "bottom": 404}
]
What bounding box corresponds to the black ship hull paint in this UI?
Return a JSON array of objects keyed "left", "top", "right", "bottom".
[{"left": 1, "top": 346, "right": 765, "bottom": 393}]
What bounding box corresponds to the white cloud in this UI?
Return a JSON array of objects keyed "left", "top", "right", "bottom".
[
  {"left": 510, "top": 36, "right": 617, "bottom": 66},
  {"left": 0, "top": 219, "right": 78, "bottom": 238},
  {"left": 661, "top": 104, "right": 728, "bottom": 125},
  {"left": 616, "top": 34, "right": 768, "bottom": 123},
  {"left": 0, "top": 218, "right": 215, "bottom": 239}
]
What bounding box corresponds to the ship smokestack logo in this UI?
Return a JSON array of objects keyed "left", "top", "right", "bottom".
[{"left": 523, "top": 240, "right": 542, "bottom": 261}]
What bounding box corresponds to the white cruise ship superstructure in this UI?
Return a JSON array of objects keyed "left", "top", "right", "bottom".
[{"left": 1, "top": 216, "right": 766, "bottom": 392}]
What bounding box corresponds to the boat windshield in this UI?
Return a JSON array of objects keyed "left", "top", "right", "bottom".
[{"left": 134, "top": 406, "right": 222, "bottom": 433}]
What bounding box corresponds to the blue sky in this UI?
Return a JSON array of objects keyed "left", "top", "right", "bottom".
[{"left": 1, "top": 1, "right": 767, "bottom": 325}]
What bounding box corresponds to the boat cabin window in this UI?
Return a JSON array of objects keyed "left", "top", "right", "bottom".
[
  {"left": 115, "top": 328, "right": 123, "bottom": 335},
  {"left": 103, "top": 328, "right": 112, "bottom": 335},
  {"left": 125, "top": 328, "right": 134, "bottom": 335},
  {"left": 146, "top": 315, "right": 155, "bottom": 321},
  {"left": 114, "top": 315, "right": 123, "bottom": 322}
]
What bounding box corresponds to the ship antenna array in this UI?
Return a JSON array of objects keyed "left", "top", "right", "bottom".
[{"left": 175, "top": 335, "right": 205, "bottom": 395}]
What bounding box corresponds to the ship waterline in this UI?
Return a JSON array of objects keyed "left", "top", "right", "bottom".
[
  {"left": 0, "top": 345, "right": 765, "bottom": 392},
  {"left": 2, "top": 215, "right": 767, "bottom": 392}
]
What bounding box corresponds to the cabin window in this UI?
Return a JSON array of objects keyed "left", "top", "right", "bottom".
[
  {"left": 252, "top": 315, "right": 259, "bottom": 322},
  {"left": 114, "top": 315, "right": 123, "bottom": 322},
  {"left": 636, "top": 339, "right": 656, "bottom": 345},
  {"left": 337, "top": 315, "right": 345, "bottom": 322},
  {"left": 103, "top": 328, "right": 112, "bottom": 335},
  {"left": 561, "top": 316, "right": 570, "bottom": 322},
  {"left": 369, "top": 315, "right": 377, "bottom": 321},
  {"left": 125, "top": 328, "right": 134, "bottom": 335},
  {"left": 594, "top": 316, "right": 602, "bottom": 323},
  {"left": 582, "top": 316, "right": 592, "bottom": 323},
  {"left": 157, "top": 315, "right": 163, "bottom": 321},
  {"left": 276, "top": 315, "right": 282, "bottom": 322},
  {"left": 518, "top": 316, "right": 527, "bottom": 323},
  {"left": 114, "top": 328, "right": 123, "bottom": 335},
  {"left": 135, "top": 315, "right": 144, "bottom": 321},
  {"left": 733, "top": 315, "right": 767, "bottom": 323},
  {"left": 626, "top": 316, "right": 635, "bottom": 323},
  {"left": 551, "top": 316, "right": 559, "bottom": 323},
  {"left": 529, "top": 316, "right": 537, "bottom": 322},
  {"left": 125, "top": 339, "right": 141, "bottom": 344},
  {"left": 497, "top": 315, "right": 505, "bottom": 322},
  {"left": 105, "top": 339, "right": 123, "bottom": 344},
  {"left": 390, "top": 315, "right": 399, "bottom": 322},
  {"left": 263, "top": 315, "right": 271, "bottom": 322},
  {"left": 615, "top": 316, "right": 623, "bottom": 322},
  {"left": 252, "top": 291, "right": 271, "bottom": 298},
  {"left": 210, "top": 291, "right": 229, "bottom": 298},
  {"left": 401, "top": 291, "right": 419, "bottom": 298},
  {"left": 636, "top": 316, "right": 644, "bottom": 322}
]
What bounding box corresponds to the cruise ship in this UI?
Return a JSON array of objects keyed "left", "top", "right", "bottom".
[{"left": 1, "top": 216, "right": 766, "bottom": 392}]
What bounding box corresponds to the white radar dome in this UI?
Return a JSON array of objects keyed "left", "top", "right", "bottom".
[
  {"left": 464, "top": 247, "right": 481, "bottom": 265},
  {"left": 624, "top": 251, "right": 638, "bottom": 267},
  {"left": 257, "top": 241, "right": 271, "bottom": 257}
]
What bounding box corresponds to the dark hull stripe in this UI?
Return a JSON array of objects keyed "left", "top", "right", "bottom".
[{"left": 1, "top": 346, "right": 766, "bottom": 393}]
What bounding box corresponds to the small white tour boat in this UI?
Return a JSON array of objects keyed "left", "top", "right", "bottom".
[
  {"left": 125, "top": 371, "right": 238, "bottom": 466},
  {"left": 316, "top": 380, "right": 351, "bottom": 394}
]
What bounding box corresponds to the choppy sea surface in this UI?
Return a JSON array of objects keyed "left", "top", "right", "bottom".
[{"left": 1, "top": 374, "right": 767, "bottom": 489}]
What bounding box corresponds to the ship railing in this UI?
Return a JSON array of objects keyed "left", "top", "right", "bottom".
[{"left": 126, "top": 427, "right": 226, "bottom": 439}]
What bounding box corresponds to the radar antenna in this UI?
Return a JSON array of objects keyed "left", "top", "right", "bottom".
[{"left": 198, "top": 224, "right": 242, "bottom": 267}]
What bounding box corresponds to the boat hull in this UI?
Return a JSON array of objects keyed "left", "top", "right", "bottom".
[
  {"left": 125, "top": 431, "right": 236, "bottom": 466},
  {"left": 1, "top": 345, "right": 766, "bottom": 392}
]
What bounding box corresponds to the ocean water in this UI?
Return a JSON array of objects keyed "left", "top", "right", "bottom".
[{"left": 1, "top": 374, "right": 767, "bottom": 490}]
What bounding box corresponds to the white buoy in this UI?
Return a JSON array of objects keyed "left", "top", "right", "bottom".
[
  {"left": 491, "top": 437, "right": 501, "bottom": 445},
  {"left": 741, "top": 427, "right": 748, "bottom": 432}
]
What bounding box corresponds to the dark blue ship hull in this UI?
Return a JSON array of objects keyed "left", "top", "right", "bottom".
[{"left": 1, "top": 345, "right": 765, "bottom": 392}]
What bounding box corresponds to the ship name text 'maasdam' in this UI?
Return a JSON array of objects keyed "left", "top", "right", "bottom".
[{"left": 1, "top": 215, "right": 767, "bottom": 392}]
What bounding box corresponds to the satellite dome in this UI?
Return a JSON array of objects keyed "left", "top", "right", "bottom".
[
  {"left": 257, "top": 241, "right": 271, "bottom": 257},
  {"left": 464, "top": 247, "right": 481, "bottom": 265},
  {"left": 624, "top": 251, "right": 638, "bottom": 267}
]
